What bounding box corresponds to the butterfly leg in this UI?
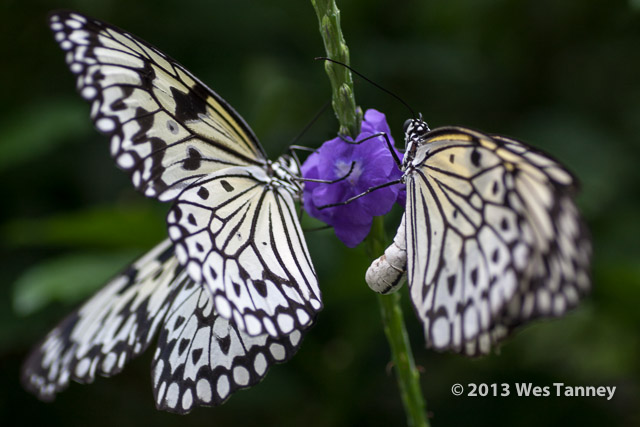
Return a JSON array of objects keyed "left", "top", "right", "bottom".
[
  {"left": 294, "top": 161, "right": 357, "bottom": 184},
  {"left": 316, "top": 178, "right": 404, "bottom": 209},
  {"left": 338, "top": 132, "right": 402, "bottom": 168}
]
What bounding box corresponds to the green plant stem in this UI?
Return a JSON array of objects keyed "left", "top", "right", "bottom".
[
  {"left": 370, "top": 217, "right": 429, "bottom": 427},
  {"left": 311, "top": 1, "right": 428, "bottom": 426},
  {"left": 376, "top": 284, "right": 429, "bottom": 427},
  {"left": 311, "top": 0, "right": 361, "bottom": 137}
]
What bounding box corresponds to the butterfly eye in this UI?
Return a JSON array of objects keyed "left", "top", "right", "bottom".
[{"left": 403, "top": 119, "right": 413, "bottom": 134}]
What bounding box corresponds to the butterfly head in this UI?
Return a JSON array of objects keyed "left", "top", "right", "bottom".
[
  {"left": 271, "top": 155, "right": 302, "bottom": 193},
  {"left": 402, "top": 115, "right": 430, "bottom": 167}
]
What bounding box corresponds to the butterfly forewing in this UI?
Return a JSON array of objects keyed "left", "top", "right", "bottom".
[
  {"left": 48, "top": 10, "right": 320, "bottom": 337},
  {"left": 167, "top": 166, "right": 321, "bottom": 337},
  {"left": 22, "top": 240, "right": 180, "bottom": 400},
  {"left": 153, "top": 276, "right": 307, "bottom": 413},
  {"left": 25, "top": 10, "right": 320, "bottom": 410},
  {"left": 49, "top": 11, "right": 267, "bottom": 201},
  {"left": 401, "top": 126, "right": 590, "bottom": 355}
]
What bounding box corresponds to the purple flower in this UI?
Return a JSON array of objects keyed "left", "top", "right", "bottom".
[{"left": 302, "top": 109, "right": 405, "bottom": 247}]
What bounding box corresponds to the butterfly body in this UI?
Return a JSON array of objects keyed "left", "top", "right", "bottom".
[
  {"left": 367, "top": 117, "right": 591, "bottom": 355},
  {"left": 23, "top": 11, "right": 320, "bottom": 413}
]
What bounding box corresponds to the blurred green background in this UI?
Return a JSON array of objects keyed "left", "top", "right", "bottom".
[{"left": 2, "top": 0, "right": 639, "bottom": 425}]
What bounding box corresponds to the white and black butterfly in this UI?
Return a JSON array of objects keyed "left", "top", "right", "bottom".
[
  {"left": 22, "top": 11, "right": 321, "bottom": 413},
  {"left": 365, "top": 120, "right": 591, "bottom": 356}
]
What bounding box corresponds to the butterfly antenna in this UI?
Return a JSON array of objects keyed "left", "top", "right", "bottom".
[
  {"left": 288, "top": 100, "right": 331, "bottom": 147},
  {"left": 315, "top": 57, "right": 416, "bottom": 118}
]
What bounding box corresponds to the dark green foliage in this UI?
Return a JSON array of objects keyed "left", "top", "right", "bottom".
[{"left": 1, "top": 0, "right": 639, "bottom": 425}]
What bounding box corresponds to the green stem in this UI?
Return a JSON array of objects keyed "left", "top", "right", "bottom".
[
  {"left": 377, "top": 285, "right": 429, "bottom": 427},
  {"left": 311, "top": 1, "right": 428, "bottom": 426},
  {"left": 311, "top": 0, "right": 361, "bottom": 137},
  {"left": 370, "top": 217, "right": 429, "bottom": 427}
]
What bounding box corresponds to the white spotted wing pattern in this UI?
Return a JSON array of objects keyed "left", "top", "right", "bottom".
[
  {"left": 167, "top": 165, "right": 319, "bottom": 337},
  {"left": 46, "top": 10, "right": 321, "bottom": 337},
  {"left": 153, "top": 274, "right": 304, "bottom": 412},
  {"left": 367, "top": 124, "right": 591, "bottom": 356},
  {"left": 23, "top": 10, "right": 319, "bottom": 413},
  {"left": 49, "top": 12, "right": 265, "bottom": 201},
  {"left": 22, "top": 241, "right": 306, "bottom": 413},
  {"left": 22, "top": 240, "right": 179, "bottom": 401}
]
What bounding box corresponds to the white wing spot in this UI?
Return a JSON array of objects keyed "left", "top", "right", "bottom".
[
  {"left": 289, "top": 330, "right": 302, "bottom": 346},
  {"left": 277, "top": 313, "right": 294, "bottom": 334},
  {"left": 269, "top": 343, "right": 286, "bottom": 361},
  {"left": 537, "top": 289, "right": 551, "bottom": 314},
  {"left": 182, "top": 389, "right": 193, "bottom": 411},
  {"left": 296, "top": 309, "right": 310, "bottom": 325},
  {"left": 187, "top": 261, "right": 203, "bottom": 284},
  {"left": 102, "top": 352, "right": 117, "bottom": 373},
  {"left": 69, "top": 13, "right": 86, "bottom": 22},
  {"left": 263, "top": 318, "right": 277, "bottom": 337},
  {"left": 512, "top": 243, "right": 529, "bottom": 270},
  {"left": 75, "top": 358, "right": 90, "bottom": 377},
  {"left": 216, "top": 375, "right": 230, "bottom": 400},
  {"left": 196, "top": 378, "right": 212, "bottom": 403},
  {"left": 166, "top": 382, "right": 180, "bottom": 409},
  {"left": 553, "top": 295, "right": 566, "bottom": 315},
  {"left": 157, "top": 382, "right": 166, "bottom": 405},
  {"left": 153, "top": 360, "right": 164, "bottom": 387},
  {"left": 254, "top": 352, "right": 267, "bottom": 375},
  {"left": 233, "top": 366, "right": 250, "bottom": 386},
  {"left": 132, "top": 170, "right": 141, "bottom": 188},
  {"left": 96, "top": 117, "right": 115, "bottom": 132},
  {"left": 215, "top": 296, "right": 232, "bottom": 319},
  {"left": 245, "top": 314, "right": 262, "bottom": 336},
  {"left": 81, "top": 86, "right": 97, "bottom": 100},
  {"left": 463, "top": 307, "right": 479, "bottom": 340},
  {"left": 232, "top": 310, "right": 245, "bottom": 330},
  {"left": 168, "top": 225, "right": 183, "bottom": 241},
  {"left": 66, "top": 18, "right": 83, "bottom": 28},
  {"left": 117, "top": 153, "right": 135, "bottom": 169},
  {"left": 175, "top": 244, "right": 188, "bottom": 265},
  {"left": 431, "top": 317, "right": 451, "bottom": 349},
  {"left": 118, "top": 352, "right": 127, "bottom": 369}
]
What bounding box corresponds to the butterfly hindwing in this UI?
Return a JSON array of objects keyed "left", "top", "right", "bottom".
[
  {"left": 152, "top": 275, "right": 307, "bottom": 413},
  {"left": 167, "top": 166, "right": 321, "bottom": 337},
  {"left": 21, "top": 240, "right": 180, "bottom": 400},
  {"left": 22, "top": 238, "right": 311, "bottom": 412},
  {"left": 49, "top": 11, "right": 267, "bottom": 202},
  {"left": 402, "top": 126, "right": 590, "bottom": 355}
]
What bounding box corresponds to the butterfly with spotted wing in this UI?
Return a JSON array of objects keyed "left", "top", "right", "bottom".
[
  {"left": 22, "top": 10, "right": 321, "bottom": 413},
  {"left": 366, "top": 120, "right": 591, "bottom": 355}
]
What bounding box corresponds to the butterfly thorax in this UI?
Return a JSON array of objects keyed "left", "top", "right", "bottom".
[
  {"left": 402, "top": 117, "right": 431, "bottom": 171},
  {"left": 267, "top": 155, "right": 302, "bottom": 197}
]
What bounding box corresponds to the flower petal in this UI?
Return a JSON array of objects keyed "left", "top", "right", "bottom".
[
  {"left": 301, "top": 108, "right": 405, "bottom": 246},
  {"left": 334, "top": 219, "right": 372, "bottom": 248}
]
